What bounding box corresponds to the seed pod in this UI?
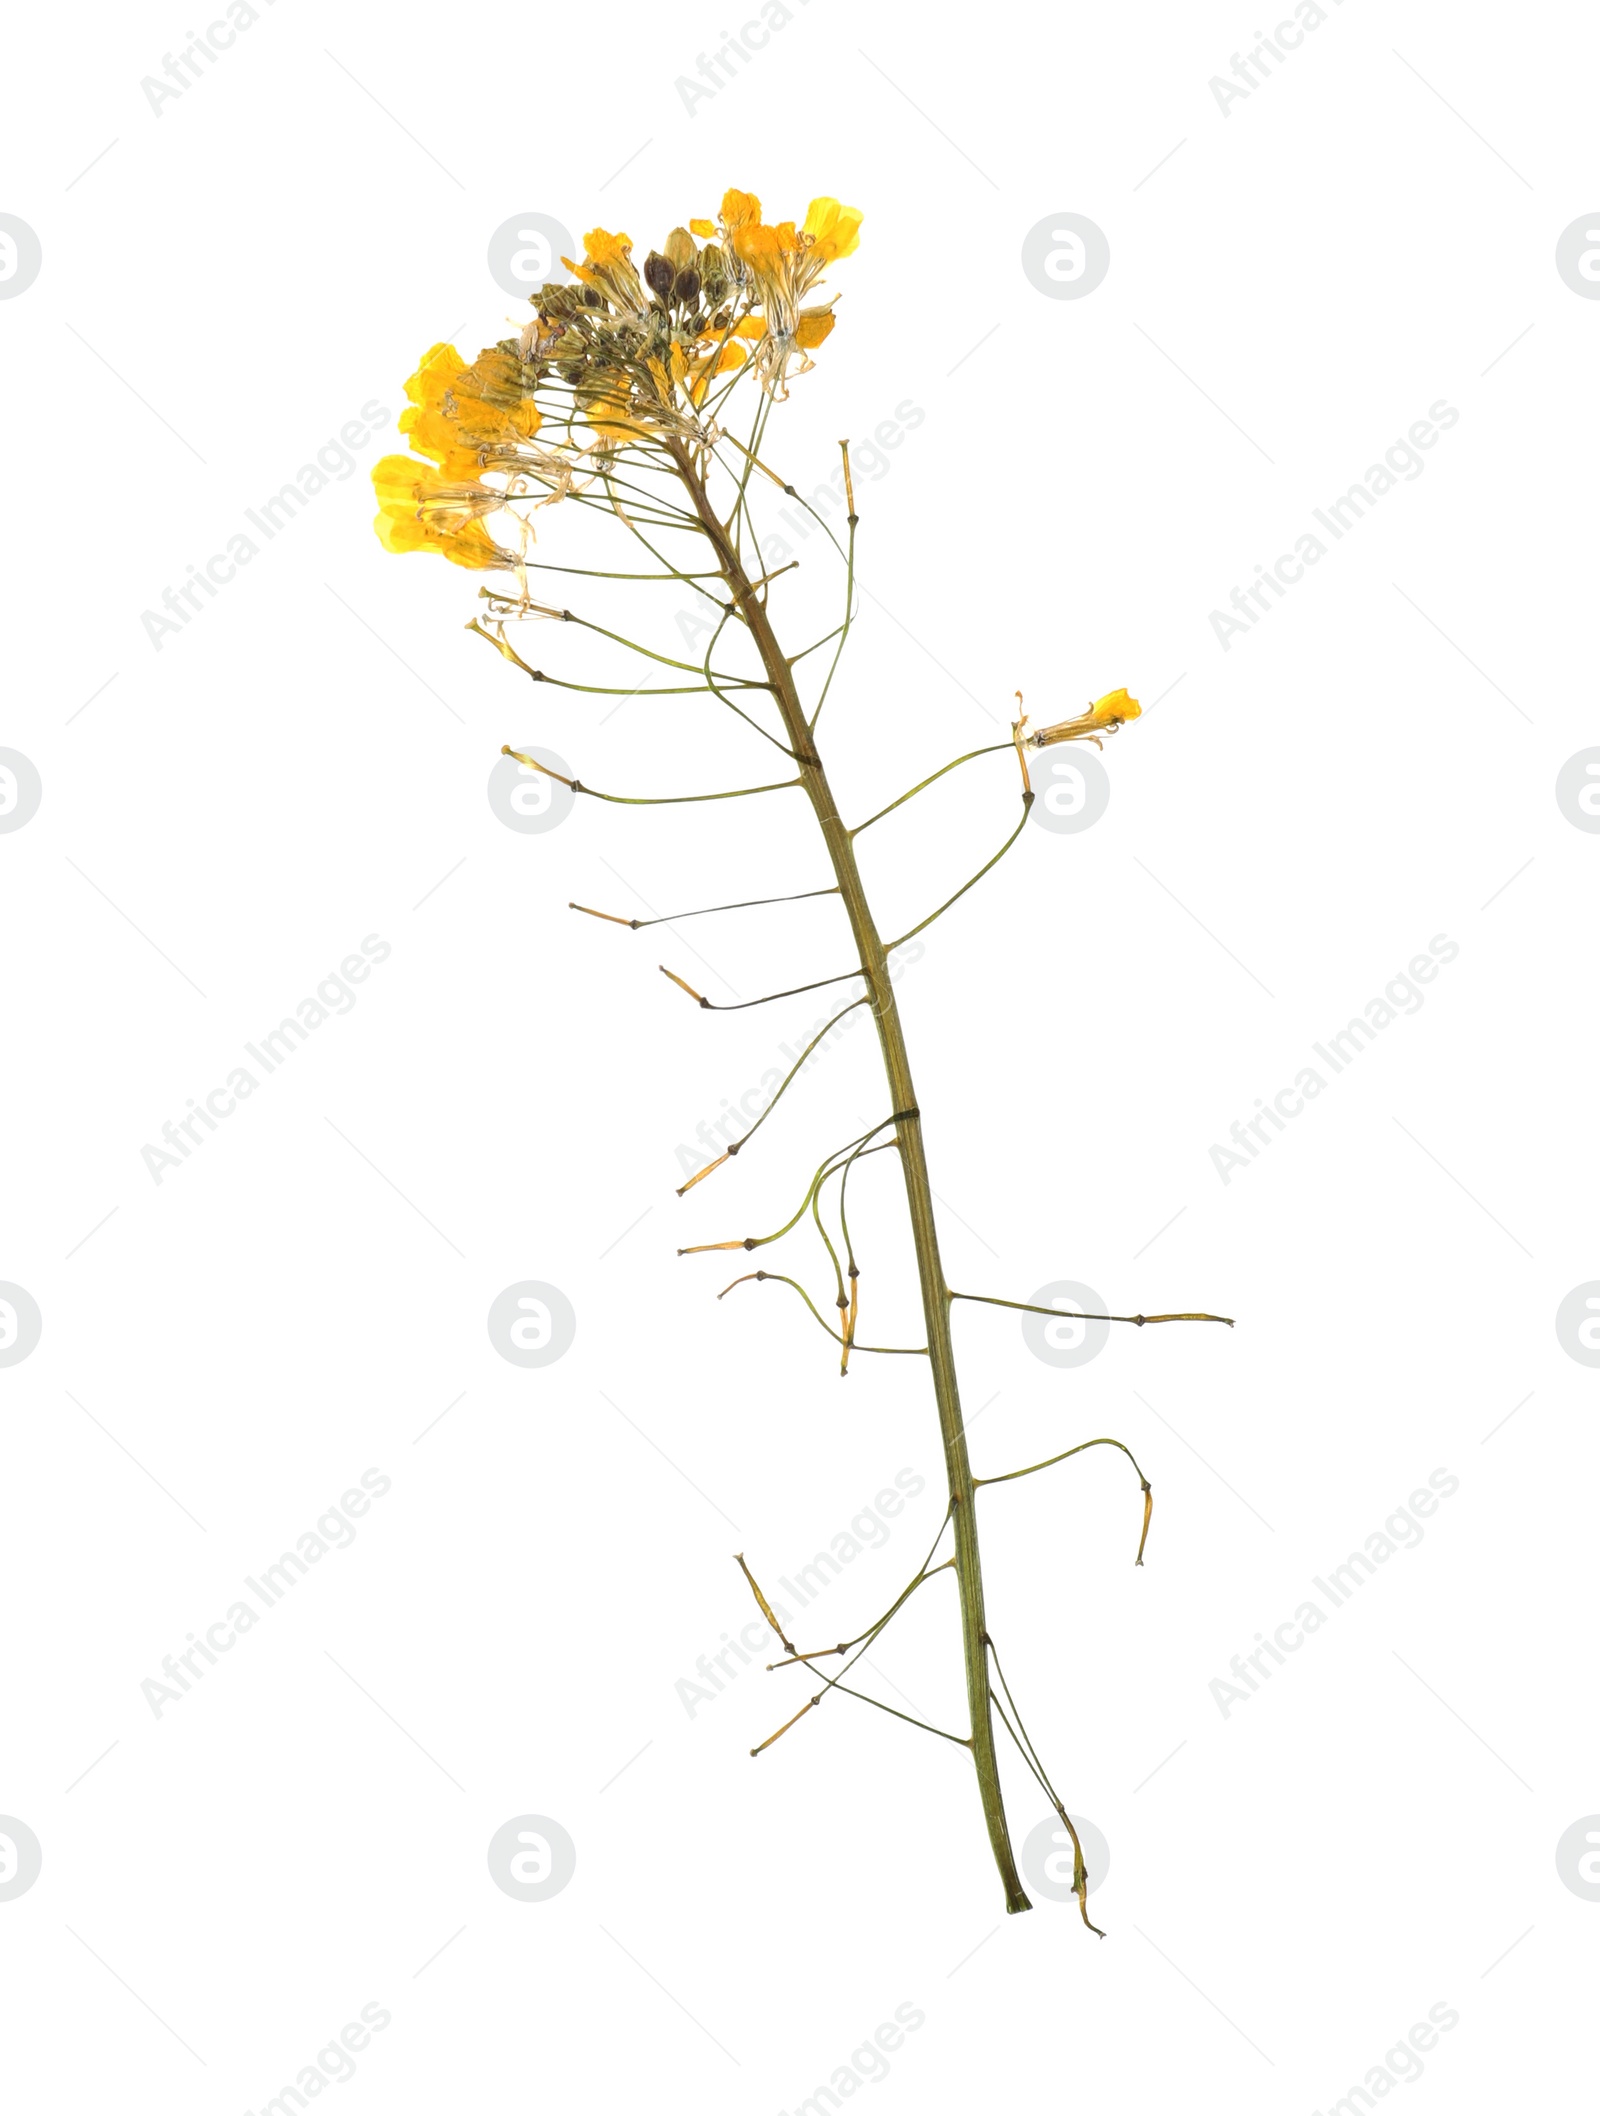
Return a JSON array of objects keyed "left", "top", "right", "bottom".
[
  {"left": 644, "top": 251, "right": 675, "bottom": 298},
  {"left": 663, "top": 225, "right": 697, "bottom": 269},
  {"left": 673, "top": 266, "right": 701, "bottom": 307}
]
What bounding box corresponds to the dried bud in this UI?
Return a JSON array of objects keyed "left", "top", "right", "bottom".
[
  {"left": 644, "top": 251, "right": 676, "bottom": 298},
  {"left": 663, "top": 225, "right": 697, "bottom": 269},
  {"left": 673, "top": 266, "right": 701, "bottom": 308}
]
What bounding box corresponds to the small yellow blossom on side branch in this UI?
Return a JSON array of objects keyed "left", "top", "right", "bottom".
[{"left": 1030, "top": 688, "right": 1142, "bottom": 750}]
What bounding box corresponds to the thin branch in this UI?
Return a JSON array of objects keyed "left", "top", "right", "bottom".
[
  {"left": 503, "top": 747, "right": 802, "bottom": 808},
  {"left": 974, "top": 1436, "right": 1154, "bottom": 1566},
  {"left": 768, "top": 1561, "right": 955, "bottom": 1668},
  {"left": 950, "top": 1292, "right": 1235, "bottom": 1328},
  {"left": 809, "top": 441, "right": 859, "bottom": 734},
  {"left": 680, "top": 1117, "right": 908, "bottom": 1254},
  {"left": 572, "top": 884, "right": 839, "bottom": 933},
  {"left": 714, "top": 1270, "right": 925, "bottom": 1356},
  {"left": 886, "top": 803, "right": 1031, "bottom": 950},
  {"left": 851, "top": 745, "right": 1013, "bottom": 837},
  {"left": 658, "top": 961, "right": 868, "bottom": 1013},
  {"left": 676, "top": 997, "right": 868, "bottom": 1195},
  {"left": 987, "top": 1636, "right": 1104, "bottom": 1936}
]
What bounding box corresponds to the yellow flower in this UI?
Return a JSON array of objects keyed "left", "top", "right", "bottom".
[
  {"left": 713, "top": 190, "right": 862, "bottom": 389},
  {"left": 801, "top": 196, "right": 863, "bottom": 263},
  {"left": 371, "top": 456, "right": 510, "bottom": 569},
  {"left": 564, "top": 226, "right": 648, "bottom": 314},
  {"left": 719, "top": 188, "right": 762, "bottom": 231},
  {"left": 1031, "top": 689, "right": 1141, "bottom": 750},
  {"left": 399, "top": 343, "right": 541, "bottom": 481}
]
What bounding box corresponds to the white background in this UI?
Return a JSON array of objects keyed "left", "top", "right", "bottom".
[{"left": 3, "top": 1, "right": 1597, "bottom": 2109}]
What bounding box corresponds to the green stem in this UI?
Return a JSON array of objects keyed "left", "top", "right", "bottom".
[{"left": 667, "top": 437, "right": 1033, "bottom": 1915}]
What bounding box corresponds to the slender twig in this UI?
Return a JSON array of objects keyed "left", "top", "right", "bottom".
[
  {"left": 676, "top": 997, "right": 869, "bottom": 1195},
  {"left": 571, "top": 884, "right": 839, "bottom": 932},
  {"left": 503, "top": 747, "right": 801, "bottom": 808},
  {"left": 851, "top": 745, "right": 1013, "bottom": 837},
  {"left": 951, "top": 1291, "right": 1235, "bottom": 1328},
  {"left": 715, "top": 1270, "right": 925, "bottom": 1356},
  {"left": 975, "top": 1436, "right": 1154, "bottom": 1565}
]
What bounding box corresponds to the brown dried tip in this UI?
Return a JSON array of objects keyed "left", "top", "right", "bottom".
[
  {"left": 750, "top": 1695, "right": 819, "bottom": 1757},
  {"left": 734, "top": 1551, "right": 796, "bottom": 1656},
  {"left": 1010, "top": 691, "right": 1033, "bottom": 800},
  {"left": 570, "top": 901, "right": 636, "bottom": 929},
  {"left": 677, "top": 1152, "right": 730, "bottom": 1196},
  {"left": 659, "top": 965, "right": 707, "bottom": 1006},
  {"left": 502, "top": 745, "right": 573, "bottom": 788},
  {"left": 1135, "top": 1480, "right": 1154, "bottom": 1567}
]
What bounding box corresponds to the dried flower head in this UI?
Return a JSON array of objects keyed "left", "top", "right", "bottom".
[{"left": 370, "top": 186, "right": 861, "bottom": 571}]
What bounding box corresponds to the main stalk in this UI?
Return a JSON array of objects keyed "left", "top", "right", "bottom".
[{"left": 670, "top": 443, "right": 1031, "bottom": 1913}]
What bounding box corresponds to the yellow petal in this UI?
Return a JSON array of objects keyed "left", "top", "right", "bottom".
[
  {"left": 400, "top": 344, "right": 468, "bottom": 425},
  {"left": 582, "top": 226, "right": 633, "bottom": 264},
  {"left": 720, "top": 187, "right": 762, "bottom": 229},
  {"left": 689, "top": 218, "right": 715, "bottom": 237},
  {"left": 1091, "top": 687, "right": 1140, "bottom": 724},
  {"left": 795, "top": 310, "right": 836, "bottom": 349}
]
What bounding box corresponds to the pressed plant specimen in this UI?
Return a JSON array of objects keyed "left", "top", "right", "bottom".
[{"left": 373, "top": 187, "right": 1231, "bottom": 1925}]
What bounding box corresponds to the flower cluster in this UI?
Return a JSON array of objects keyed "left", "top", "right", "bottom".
[{"left": 372, "top": 186, "right": 861, "bottom": 571}]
